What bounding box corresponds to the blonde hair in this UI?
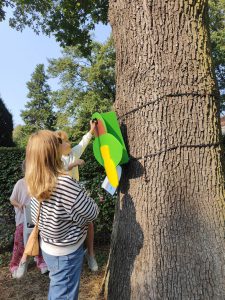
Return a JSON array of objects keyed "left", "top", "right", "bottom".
[
  {"left": 25, "top": 130, "right": 63, "bottom": 201},
  {"left": 55, "top": 130, "right": 69, "bottom": 141}
]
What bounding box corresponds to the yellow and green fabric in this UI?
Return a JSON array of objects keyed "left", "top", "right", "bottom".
[{"left": 92, "top": 111, "right": 129, "bottom": 188}]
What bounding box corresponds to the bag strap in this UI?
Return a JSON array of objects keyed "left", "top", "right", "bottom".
[{"left": 36, "top": 201, "right": 42, "bottom": 226}]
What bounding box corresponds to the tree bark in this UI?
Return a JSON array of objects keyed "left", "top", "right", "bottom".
[{"left": 104, "top": 1, "right": 225, "bottom": 299}]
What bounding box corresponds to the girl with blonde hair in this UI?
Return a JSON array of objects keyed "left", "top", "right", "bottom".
[{"left": 24, "top": 130, "right": 99, "bottom": 300}]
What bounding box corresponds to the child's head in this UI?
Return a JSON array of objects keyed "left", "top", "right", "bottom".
[
  {"left": 25, "top": 130, "right": 63, "bottom": 200},
  {"left": 55, "top": 130, "right": 72, "bottom": 156}
]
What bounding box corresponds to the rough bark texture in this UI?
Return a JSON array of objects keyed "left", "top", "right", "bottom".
[{"left": 104, "top": 1, "right": 225, "bottom": 299}]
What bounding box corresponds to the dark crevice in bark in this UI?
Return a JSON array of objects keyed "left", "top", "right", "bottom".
[
  {"left": 118, "top": 92, "right": 216, "bottom": 120},
  {"left": 132, "top": 142, "right": 221, "bottom": 161}
]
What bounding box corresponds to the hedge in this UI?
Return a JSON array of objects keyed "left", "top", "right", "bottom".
[
  {"left": 0, "top": 147, "right": 25, "bottom": 251},
  {"left": 0, "top": 147, "right": 25, "bottom": 221}
]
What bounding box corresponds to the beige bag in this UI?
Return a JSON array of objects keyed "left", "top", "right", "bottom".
[{"left": 24, "top": 202, "right": 41, "bottom": 256}]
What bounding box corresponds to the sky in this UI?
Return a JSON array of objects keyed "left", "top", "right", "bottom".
[{"left": 0, "top": 11, "right": 111, "bottom": 127}]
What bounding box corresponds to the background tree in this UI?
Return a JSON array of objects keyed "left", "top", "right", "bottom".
[
  {"left": 48, "top": 38, "right": 115, "bottom": 140},
  {"left": 0, "top": 96, "right": 14, "bottom": 147},
  {"left": 20, "top": 63, "right": 56, "bottom": 143},
  {"left": 13, "top": 39, "right": 115, "bottom": 146},
  {"left": 12, "top": 125, "right": 28, "bottom": 148},
  {"left": 0, "top": 0, "right": 108, "bottom": 55}
]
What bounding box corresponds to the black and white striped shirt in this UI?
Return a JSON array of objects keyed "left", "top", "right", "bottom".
[{"left": 31, "top": 175, "right": 99, "bottom": 248}]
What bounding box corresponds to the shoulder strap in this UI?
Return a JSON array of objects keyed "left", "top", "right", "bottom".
[{"left": 36, "top": 201, "right": 42, "bottom": 225}]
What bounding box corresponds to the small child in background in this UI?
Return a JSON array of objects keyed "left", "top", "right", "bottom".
[
  {"left": 9, "top": 161, "right": 48, "bottom": 279},
  {"left": 55, "top": 120, "right": 98, "bottom": 272}
]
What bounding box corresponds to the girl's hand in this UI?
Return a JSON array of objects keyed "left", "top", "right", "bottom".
[
  {"left": 10, "top": 199, "right": 25, "bottom": 211},
  {"left": 18, "top": 204, "right": 25, "bottom": 211}
]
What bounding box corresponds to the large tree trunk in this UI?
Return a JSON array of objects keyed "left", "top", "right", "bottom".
[{"left": 104, "top": 1, "right": 225, "bottom": 299}]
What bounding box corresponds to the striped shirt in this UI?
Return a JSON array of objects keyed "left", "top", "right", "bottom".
[{"left": 30, "top": 175, "right": 99, "bottom": 248}]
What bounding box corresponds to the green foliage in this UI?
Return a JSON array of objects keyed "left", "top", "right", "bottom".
[
  {"left": 1, "top": 0, "right": 108, "bottom": 55},
  {"left": 20, "top": 64, "right": 56, "bottom": 137},
  {"left": 0, "top": 224, "right": 15, "bottom": 253},
  {"left": 0, "top": 147, "right": 25, "bottom": 221},
  {"left": 209, "top": 0, "right": 225, "bottom": 110},
  {"left": 13, "top": 125, "right": 29, "bottom": 148},
  {"left": 0, "top": 97, "right": 14, "bottom": 147},
  {"left": 0, "top": 251, "right": 12, "bottom": 267},
  {"left": 0, "top": 147, "right": 25, "bottom": 252},
  {"left": 95, "top": 246, "right": 110, "bottom": 267},
  {"left": 48, "top": 38, "right": 115, "bottom": 139}
]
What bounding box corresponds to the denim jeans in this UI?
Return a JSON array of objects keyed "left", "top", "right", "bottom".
[{"left": 42, "top": 244, "right": 84, "bottom": 300}]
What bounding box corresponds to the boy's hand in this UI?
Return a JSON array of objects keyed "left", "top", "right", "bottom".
[
  {"left": 90, "top": 120, "right": 97, "bottom": 134},
  {"left": 68, "top": 159, "right": 85, "bottom": 170},
  {"left": 76, "top": 159, "right": 85, "bottom": 166}
]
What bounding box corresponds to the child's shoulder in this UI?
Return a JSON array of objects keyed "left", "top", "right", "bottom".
[
  {"left": 14, "top": 177, "right": 26, "bottom": 187},
  {"left": 57, "top": 175, "right": 80, "bottom": 188},
  {"left": 11, "top": 178, "right": 26, "bottom": 194}
]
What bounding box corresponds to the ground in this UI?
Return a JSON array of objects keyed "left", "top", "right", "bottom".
[{"left": 0, "top": 246, "right": 108, "bottom": 300}]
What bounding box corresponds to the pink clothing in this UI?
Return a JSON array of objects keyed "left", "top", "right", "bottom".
[
  {"left": 10, "top": 178, "right": 30, "bottom": 226},
  {"left": 9, "top": 224, "right": 24, "bottom": 272},
  {"left": 9, "top": 224, "right": 46, "bottom": 273},
  {"left": 9, "top": 178, "right": 47, "bottom": 274}
]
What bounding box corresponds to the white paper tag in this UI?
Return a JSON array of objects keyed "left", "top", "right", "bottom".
[{"left": 101, "top": 165, "right": 122, "bottom": 196}]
